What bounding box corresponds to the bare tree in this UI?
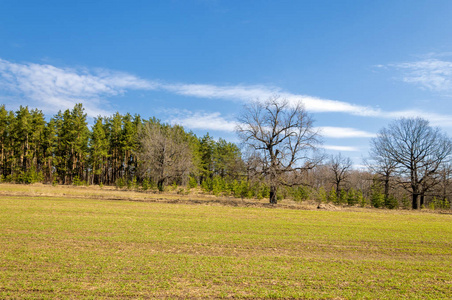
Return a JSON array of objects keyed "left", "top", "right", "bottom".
[
  {"left": 366, "top": 140, "right": 398, "bottom": 201},
  {"left": 372, "top": 117, "right": 452, "bottom": 209},
  {"left": 137, "top": 122, "right": 193, "bottom": 191},
  {"left": 329, "top": 153, "right": 352, "bottom": 196},
  {"left": 236, "top": 96, "right": 322, "bottom": 204}
]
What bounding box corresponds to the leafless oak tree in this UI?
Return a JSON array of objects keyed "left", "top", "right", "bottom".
[
  {"left": 372, "top": 117, "right": 452, "bottom": 209},
  {"left": 137, "top": 122, "right": 193, "bottom": 191},
  {"left": 236, "top": 96, "right": 322, "bottom": 204}
]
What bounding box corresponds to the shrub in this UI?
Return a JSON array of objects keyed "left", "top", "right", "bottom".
[
  {"left": 292, "top": 186, "right": 310, "bottom": 202},
  {"left": 339, "top": 189, "right": 347, "bottom": 205},
  {"left": 212, "top": 177, "right": 225, "bottom": 196},
  {"left": 385, "top": 195, "right": 399, "bottom": 209},
  {"left": 127, "top": 177, "right": 138, "bottom": 190},
  {"left": 201, "top": 178, "right": 212, "bottom": 192},
  {"left": 116, "top": 178, "right": 125, "bottom": 189},
  {"left": 444, "top": 198, "right": 450, "bottom": 210},
  {"left": 371, "top": 193, "right": 384, "bottom": 208},
  {"left": 315, "top": 187, "right": 327, "bottom": 203},
  {"left": 356, "top": 190, "right": 366, "bottom": 207},
  {"left": 401, "top": 194, "right": 410, "bottom": 209},
  {"left": 327, "top": 187, "right": 337, "bottom": 203},
  {"left": 142, "top": 178, "right": 150, "bottom": 191},
  {"left": 72, "top": 176, "right": 85, "bottom": 186},
  {"left": 188, "top": 176, "right": 198, "bottom": 189},
  {"left": 347, "top": 188, "right": 357, "bottom": 206},
  {"left": 370, "top": 181, "right": 384, "bottom": 208}
]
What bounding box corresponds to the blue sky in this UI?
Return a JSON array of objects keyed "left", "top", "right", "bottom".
[{"left": 2, "top": 0, "right": 452, "bottom": 166}]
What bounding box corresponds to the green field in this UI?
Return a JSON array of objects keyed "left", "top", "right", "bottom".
[{"left": 1, "top": 194, "right": 451, "bottom": 299}]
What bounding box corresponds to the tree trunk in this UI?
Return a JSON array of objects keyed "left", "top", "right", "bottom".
[
  {"left": 384, "top": 175, "right": 390, "bottom": 200},
  {"left": 157, "top": 179, "right": 165, "bottom": 192},
  {"left": 269, "top": 185, "right": 277, "bottom": 204},
  {"left": 412, "top": 193, "right": 419, "bottom": 210},
  {"left": 420, "top": 194, "right": 425, "bottom": 208}
]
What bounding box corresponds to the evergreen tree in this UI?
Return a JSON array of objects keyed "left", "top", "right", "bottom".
[
  {"left": 53, "top": 104, "right": 89, "bottom": 184},
  {"left": 29, "top": 108, "right": 46, "bottom": 176},
  {"left": 339, "top": 189, "right": 347, "bottom": 204},
  {"left": 10, "top": 106, "right": 32, "bottom": 178},
  {"left": 213, "top": 138, "right": 243, "bottom": 178},
  {"left": 370, "top": 180, "right": 385, "bottom": 208},
  {"left": 107, "top": 112, "right": 123, "bottom": 184},
  {"left": 347, "top": 188, "right": 357, "bottom": 206},
  {"left": 90, "top": 116, "right": 109, "bottom": 185},
  {"left": 328, "top": 187, "right": 337, "bottom": 203},
  {"left": 121, "top": 113, "right": 137, "bottom": 181},
  {"left": 42, "top": 118, "right": 57, "bottom": 183},
  {"left": 198, "top": 133, "right": 215, "bottom": 182},
  {"left": 316, "top": 186, "right": 328, "bottom": 203}
]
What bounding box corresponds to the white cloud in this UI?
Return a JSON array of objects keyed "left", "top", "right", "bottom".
[
  {"left": 161, "top": 82, "right": 381, "bottom": 116},
  {"left": 160, "top": 82, "right": 452, "bottom": 125},
  {"left": 282, "top": 94, "right": 381, "bottom": 116},
  {"left": 390, "top": 58, "right": 452, "bottom": 92},
  {"left": 321, "top": 145, "right": 360, "bottom": 152},
  {"left": 0, "top": 59, "right": 157, "bottom": 117},
  {"left": 315, "top": 126, "right": 376, "bottom": 138},
  {"left": 163, "top": 83, "right": 278, "bottom": 101},
  {"left": 168, "top": 110, "right": 237, "bottom": 132},
  {"left": 384, "top": 109, "right": 452, "bottom": 127},
  {"left": 2, "top": 58, "right": 452, "bottom": 128}
]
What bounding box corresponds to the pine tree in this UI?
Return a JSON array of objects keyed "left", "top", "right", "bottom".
[
  {"left": 328, "top": 187, "right": 337, "bottom": 203},
  {"left": 53, "top": 104, "right": 89, "bottom": 184},
  {"left": 356, "top": 190, "right": 366, "bottom": 207},
  {"left": 121, "top": 113, "right": 140, "bottom": 182},
  {"left": 107, "top": 112, "right": 123, "bottom": 184},
  {"left": 199, "top": 133, "right": 215, "bottom": 182},
  {"left": 316, "top": 186, "right": 328, "bottom": 203},
  {"left": 347, "top": 188, "right": 357, "bottom": 206},
  {"left": 10, "top": 106, "right": 33, "bottom": 180},
  {"left": 29, "top": 108, "right": 46, "bottom": 178},
  {"left": 70, "top": 104, "right": 89, "bottom": 183},
  {"left": 370, "top": 180, "right": 384, "bottom": 208},
  {"left": 42, "top": 118, "right": 57, "bottom": 183},
  {"left": 90, "top": 116, "right": 109, "bottom": 185}
]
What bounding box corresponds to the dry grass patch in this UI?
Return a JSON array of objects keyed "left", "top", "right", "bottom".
[{"left": 0, "top": 183, "right": 324, "bottom": 209}]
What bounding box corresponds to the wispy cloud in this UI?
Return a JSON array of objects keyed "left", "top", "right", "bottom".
[
  {"left": 0, "top": 59, "right": 157, "bottom": 117},
  {"left": 168, "top": 110, "right": 237, "bottom": 132},
  {"left": 0, "top": 58, "right": 382, "bottom": 118},
  {"left": 163, "top": 82, "right": 381, "bottom": 116},
  {"left": 2, "top": 58, "right": 452, "bottom": 128},
  {"left": 384, "top": 108, "right": 452, "bottom": 127},
  {"left": 321, "top": 145, "right": 360, "bottom": 152},
  {"left": 164, "top": 83, "right": 278, "bottom": 102},
  {"left": 161, "top": 82, "right": 452, "bottom": 127},
  {"left": 389, "top": 58, "right": 452, "bottom": 92},
  {"left": 316, "top": 126, "right": 376, "bottom": 138}
]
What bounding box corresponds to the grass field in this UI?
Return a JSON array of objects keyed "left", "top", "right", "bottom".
[{"left": 1, "top": 185, "right": 451, "bottom": 299}]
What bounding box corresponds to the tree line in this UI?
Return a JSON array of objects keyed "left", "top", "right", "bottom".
[
  {"left": 0, "top": 104, "right": 243, "bottom": 188},
  {"left": 1, "top": 100, "right": 451, "bottom": 210}
]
